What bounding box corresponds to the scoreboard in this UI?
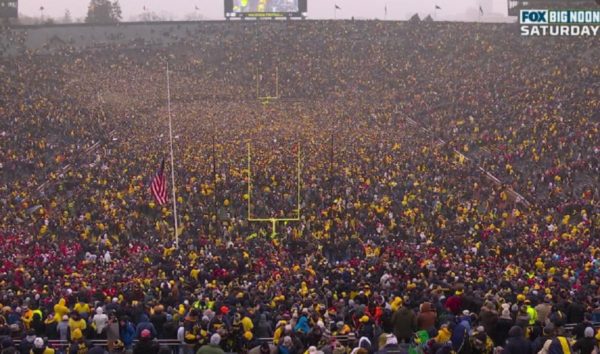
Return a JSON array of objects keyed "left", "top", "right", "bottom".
[
  {"left": 0, "top": 0, "right": 17, "bottom": 19},
  {"left": 225, "top": 0, "right": 307, "bottom": 19}
]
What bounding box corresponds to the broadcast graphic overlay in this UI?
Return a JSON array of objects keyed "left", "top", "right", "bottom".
[{"left": 520, "top": 9, "right": 600, "bottom": 35}]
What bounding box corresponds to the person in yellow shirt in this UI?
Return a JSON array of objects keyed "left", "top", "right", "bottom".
[
  {"left": 74, "top": 299, "right": 90, "bottom": 316},
  {"left": 241, "top": 313, "right": 254, "bottom": 333},
  {"left": 68, "top": 312, "right": 87, "bottom": 339},
  {"left": 21, "top": 306, "right": 34, "bottom": 329},
  {"left": 524, "top": 299, "right": 538, "bottom": 326},
  {"left": 272, "top": 320, "right": 287, "bottom": 345},
  {"left": 67, "top": 328, "right": 87, "bottom": 354},
  {"left": 53, "top": 298, "right": 69, "bottom": 320}
]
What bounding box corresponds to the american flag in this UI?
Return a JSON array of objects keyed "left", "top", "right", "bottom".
[{"left": 151, "top": 159, "right": 168, "bottom": 205}]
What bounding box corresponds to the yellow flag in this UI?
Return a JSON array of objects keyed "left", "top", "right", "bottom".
[{"left": 246, "top": 233, "right": 257, "bottom": 241}]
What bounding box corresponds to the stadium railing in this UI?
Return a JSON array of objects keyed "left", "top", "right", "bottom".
[{"left": 5, "top": 324, "right": 593, "bottom": 350}]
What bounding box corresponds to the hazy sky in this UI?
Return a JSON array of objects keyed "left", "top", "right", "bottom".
[{"left": 20, "top": 0, "right": 510, "bottom": 21}]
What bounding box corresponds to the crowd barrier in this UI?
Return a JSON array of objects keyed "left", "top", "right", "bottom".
[{"left": 4, "top": 324, "right": 596, "bottom": 351}]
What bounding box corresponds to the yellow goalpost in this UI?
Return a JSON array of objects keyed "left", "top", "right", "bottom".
[
  {"left": 256, "top": 66, "right": 280, "bottom": 106},
  {"left": 247, "top": 142, "right": 301, "bottom": 238}
]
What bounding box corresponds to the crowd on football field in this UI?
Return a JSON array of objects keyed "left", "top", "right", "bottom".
[{"left": 0, "top": 20, "right": 598, "bottom": 354}]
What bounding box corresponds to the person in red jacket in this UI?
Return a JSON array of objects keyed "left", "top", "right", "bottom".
[
  {"left": 445, "top": 291, "right": 463, "bottom": 316},
  {"left": 417, "top": 302, "right": 437, "bottom": 331}
]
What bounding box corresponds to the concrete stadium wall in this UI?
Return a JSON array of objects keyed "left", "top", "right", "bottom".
[
  {"left": 0, "top": 20, "right": 515, "bottom": 57},
  {"left": 0, "top": 21, "right": 241, "bottom": 56}
]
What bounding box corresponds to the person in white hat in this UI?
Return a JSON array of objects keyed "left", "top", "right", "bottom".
[
  {"left": 196, "top": 333, "right": 225, "bottom": 354},
  {"left": 32, "top": 337, "right": 55, "bottom": 354}
]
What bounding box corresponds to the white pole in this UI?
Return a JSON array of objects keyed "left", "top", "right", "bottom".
[
  {"left": 166, "top": 62, "right": 179, "bottom": 249},
  {"left": 275, "top": 66, "right": 279, "bottom": 98},
  {"left": 256, "top": 68, "right": 260, "bottom": 99}
]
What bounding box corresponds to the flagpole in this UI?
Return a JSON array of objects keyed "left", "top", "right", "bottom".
[
  {"left": 166, "top": 62, "right": 179, "bottom": 249},
  {"left": 330, "top": 131, "right": 334, "bottom": 199},
  {"left": 275, "top": 66, "right": 279, "bottom": 99},
  {"left": 212, "top": 124, "right": 218, "bottom": 237}
]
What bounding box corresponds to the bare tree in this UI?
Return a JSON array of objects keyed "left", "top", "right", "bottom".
[{"left": 85, "top": 0, "right": 122, "bottom": 24}]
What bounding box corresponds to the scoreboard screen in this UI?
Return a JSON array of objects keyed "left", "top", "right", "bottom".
[
  {"left": 225, "top": 0, "right": 307, "bottom": 18},
  {"left": 0, "top": 0, "right": 18, "bottom": 18}
]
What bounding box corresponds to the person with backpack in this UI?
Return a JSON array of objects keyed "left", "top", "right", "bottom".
[{"left": 546, "top": 333, "right": 573, "bottom": 354}]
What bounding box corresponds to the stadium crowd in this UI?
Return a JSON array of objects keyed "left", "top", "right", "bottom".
[{"left": 0, "top": 20, "right": 598, "bottom": 354}]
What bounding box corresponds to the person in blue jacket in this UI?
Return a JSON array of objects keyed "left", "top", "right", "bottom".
[
  {"left": 294, "top": 316, "right": 310, "bottom": 335},
  {"left": 135, "top": 313, "right": 158, "bottom": 339},
  {"left": 449, "top": 321, "right": 472, "bottom": 353},
  {"left": 119, "top": 316, "right": 136, "bottom": 350}
]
